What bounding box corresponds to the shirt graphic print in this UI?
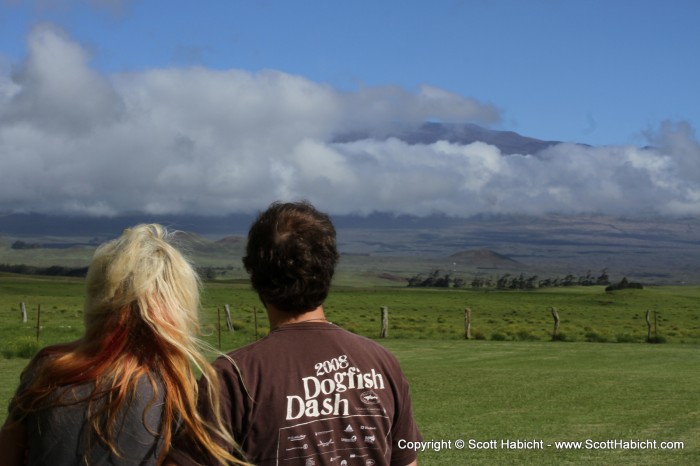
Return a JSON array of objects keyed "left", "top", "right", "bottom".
[{"left": 278, "top": 352, "right": 391, "bottom": 465}]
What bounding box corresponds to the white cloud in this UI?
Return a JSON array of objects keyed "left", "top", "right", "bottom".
[
  {"left": 0, "top": 25, "right": 698, "bottom": 218},
  {"left": 0, "top": 24, "right": 123, "bottom": 134}
]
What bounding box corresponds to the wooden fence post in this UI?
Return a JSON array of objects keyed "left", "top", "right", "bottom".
[
  {"left": 224, "top": 304, "right": 234, "bottom": 332},
  {"left": 464, "top": 307, "right": 472, "bottom": 340},
  {"left": 645, "top": 309, "right": 652, "bottom": 341},
  {"left": 36, "top": 304, "right": 41, "bottom": 342},
  {"left": 550, "top": 307, "right": 560, "bottom": 341},
  {"left": 380, "top": 306, "right": 389, "bottom": 338},
  {"left": 217, "top": 307, "right": 222, "bottom": 349},
  {"left": 21, "top": 302, "right": 27, "bottom": 323}
]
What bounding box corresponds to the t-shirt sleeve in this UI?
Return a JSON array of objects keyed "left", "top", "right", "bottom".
[{"left": 389, "top": 366, "right": 422, "bottom": 466}]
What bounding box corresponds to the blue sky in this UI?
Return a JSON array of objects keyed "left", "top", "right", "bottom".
[
  {"left": 2, "top": 0, "right": 697, "bottom": 146},
  {"left": 0, "top": 0, "right": 699, "bottom": 217}
]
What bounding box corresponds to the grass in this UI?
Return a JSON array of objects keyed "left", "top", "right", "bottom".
[
  {"left": 1, "top": 274, "right": 699, "bottom": 464},
  {"left": 2, "top": 274, "right": 700, "bottom": 357},
  {"left": 325, "top": 285, "right": 700, "bottom": 344},
  {"left": 0, "top": 358, "right": 29, "bottom": 419},
  {"left": 383, "top": 339, "right": 700, "bottom": 465},
  {"left": 1, "top": 340, "right": 696, "bottom": 465}
]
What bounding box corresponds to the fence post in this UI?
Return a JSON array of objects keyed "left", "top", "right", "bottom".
[
  {"left": 21, "top": 302, "right": 27, "bottom": 323},
  {"left": 645, "top": 309, "right": 652, "bottom": 341},
  {"left": 224, "top": 304, "right": 234, "bottom": 332},
  {"left": 550, "top": 307, "right": 560, "bottom": 341},
  {"left": 380, "top": 306, "right": 389, "bottom": 338},
  {"left": 36, "top": 304, "right": 41, "bottom": 342},
  {"left": 464, "top": 307, "right": 472, "bottom": 340},
  {"left": 217, "top": 307, "right": 222, "bottom": 350}
]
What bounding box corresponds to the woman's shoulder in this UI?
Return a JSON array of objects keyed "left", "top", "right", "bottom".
[
  {"left": 132, "top": 372, "right": 166, "bottom": 401},
  {"left": 120, "top": 373, "right": 165, "bottom": 430}
]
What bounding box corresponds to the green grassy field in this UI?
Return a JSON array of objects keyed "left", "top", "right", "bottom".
[
  {"left": 384, "top": 339, "right": 699, "bottom": 465},
  {"left": 3, "top": 275, "right": 699, "bottom": 354},
  {"left": 1, "top": 274, "right": 699, "bottom": 464},
  {"left": 1, "top": 340, "right": 696, "bottom": 464}
]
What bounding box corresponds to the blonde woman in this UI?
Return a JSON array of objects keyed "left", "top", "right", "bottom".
[{"left": 0, "top": 224, "right": 247, "bottom": 466}]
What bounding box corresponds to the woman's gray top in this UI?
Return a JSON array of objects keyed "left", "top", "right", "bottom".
[{"left": 16, "top": 374, "right": 165, "bottom": 466}]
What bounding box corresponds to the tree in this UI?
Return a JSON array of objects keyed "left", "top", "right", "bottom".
[
  {"left": 496, "top": 273, "right": 511, "bottom": 290},
  {"left": 605, "top": 277, "right": 643, "bottom": 291},
  {"left": 562, "top": 274, "right": 576, "bottom": 287},
  {"left": 525, "top": 275, "right": 538, "bottom": 289},
  {"left": 434, "top": 273, "right": 451, "bottom": 288}
]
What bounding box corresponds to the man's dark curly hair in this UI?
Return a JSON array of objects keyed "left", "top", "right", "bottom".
[{"left": 243, "top": 201, "right": 340, "bottom": 314}]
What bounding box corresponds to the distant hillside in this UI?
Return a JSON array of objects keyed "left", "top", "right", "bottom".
[
  {"left": 0, "top": 230, "right": 247, "bottom": 272},
  {"left": 171, "top": 231, "right": 216, "bottom": 251},
  {"left": 449, "top": 249, "right": 520, "bottom": 267},
  {"left": 396, "top": 122, "right": 563, "bottom": 154},
  {"left": 171, "top": 231, "right": 245, "bottom": 257},
  {"left": 334, "top": 122, "right": 568, "bottom": 155},
  {"left": 215, "top": 235, "right": 245, "bottom": 246}
]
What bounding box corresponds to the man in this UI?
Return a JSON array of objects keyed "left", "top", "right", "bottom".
[{"left": 168, "top": 201, "right": 421, "bottom": 466}]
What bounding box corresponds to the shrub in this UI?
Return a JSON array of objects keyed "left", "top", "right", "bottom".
[
  {"left": 516, "top": 330, "right": 540, "bottom": 341},
  {"left": 2, "top": 337, "right": 39, "bottom": 359},
  {"left": 615, "top": 333, "right": 638, "bottom": 343},
  {"left": 231, "top": 320, "right": 246, "bottom": 331},
  {"left": 605, "top": 277, "right": 643, "bottom": 291},
  {"left": 647, "top": 335, "right": 667, "bottom": 344},
  {"left": 585, "top": 331, "right": 608, "bottom": 343},
  {"left": 17, "top": 338, "right": 39, "bottom": 358},
  {"left": 491, "top": 332, "right": 507, "bottom": 341}
]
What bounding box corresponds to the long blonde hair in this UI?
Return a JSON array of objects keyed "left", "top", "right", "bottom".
[{"left": 12, "top": 224, "right": 247, "bottom": 465}]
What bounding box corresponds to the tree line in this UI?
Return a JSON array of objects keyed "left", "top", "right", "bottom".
[
  {"left": 407, "top": 269, "right": 631, "bottom": 290},
  {"left": 0, "top": 263, "right": 89, "bottom": 277},
  {"left": 0, "top": 263, "right": 234, "bottom": 281}
]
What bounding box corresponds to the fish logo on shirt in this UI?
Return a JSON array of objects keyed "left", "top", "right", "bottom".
[{"left": 361, "top": 390, "right": 380, "bottom": 404}]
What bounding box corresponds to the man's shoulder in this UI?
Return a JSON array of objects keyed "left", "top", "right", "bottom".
[
  {"left": 216, "top": 324, "right": 395, "bottom": 362},
  {"left": 330, "top": 326, "right": 393, "bottom": 350},
  {"left": 319, "top": 326, "right": 404, "bottom": 369},
  {"left": 211, "top": 336, "right": 276, "bottom": 375}
]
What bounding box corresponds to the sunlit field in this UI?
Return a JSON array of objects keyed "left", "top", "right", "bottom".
[
  {"left": 385, "top": 339, "right": 699, "bottom": 465},
  {"left": 1, "top": 274, "right": 698, "bottom": 464},
  {"left": 3, "top": 275, "right": 699, "bottom": 355}
]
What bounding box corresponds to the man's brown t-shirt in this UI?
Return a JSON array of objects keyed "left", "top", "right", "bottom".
[{"left": 170, "top": 322, "right": 421, "bottom": 466}]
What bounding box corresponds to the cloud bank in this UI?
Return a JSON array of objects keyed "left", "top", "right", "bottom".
[{"left": 1, "top": 25, "right": 698, "bottom": 217}]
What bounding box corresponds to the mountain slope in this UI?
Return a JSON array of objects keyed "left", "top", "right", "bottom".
[{"left": 334, "top": 122, "right": 568, "bottom": 154}]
